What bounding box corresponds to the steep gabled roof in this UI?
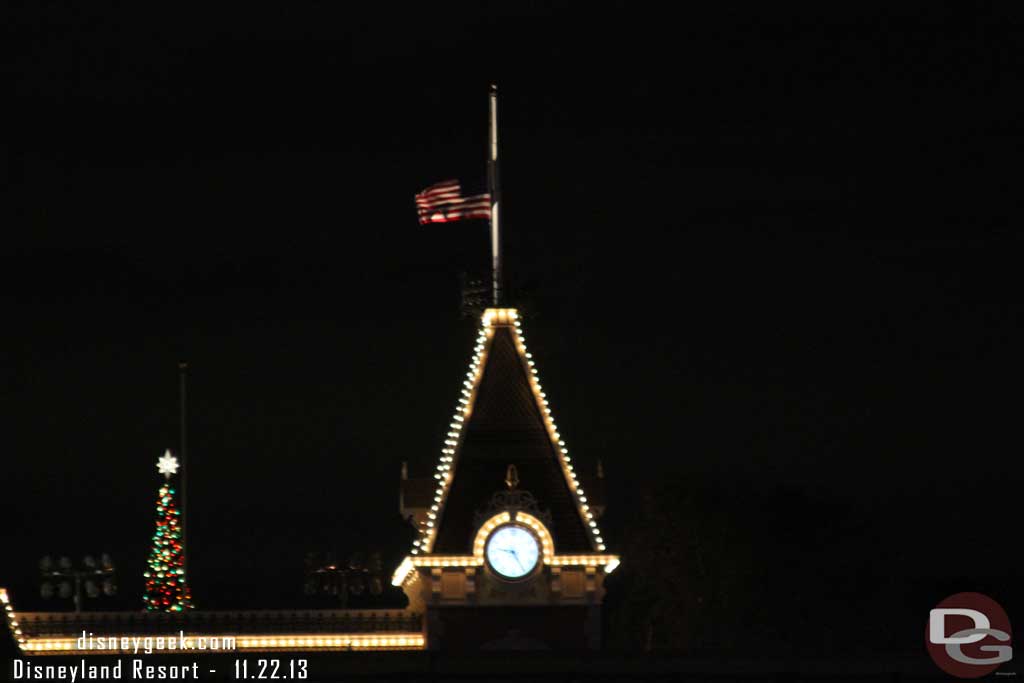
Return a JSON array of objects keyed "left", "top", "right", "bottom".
[{"left": 410, "top": 309, "right": 605, "bottom": 558}]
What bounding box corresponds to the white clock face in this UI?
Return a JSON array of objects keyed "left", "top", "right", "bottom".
[{"left": 485, "top": 525, "right": 541, "bottom": 579}]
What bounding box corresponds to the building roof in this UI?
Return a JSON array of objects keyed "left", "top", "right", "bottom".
[
  {"left": 406, "top": 309, "right": 607, "bottom": 564},
  {"left": 432, "top": 324, "right": 591, "bottom": 553}
]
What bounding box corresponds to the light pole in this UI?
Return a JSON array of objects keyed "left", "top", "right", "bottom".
[{"left": 40, "top": 554, "right": 117, "bottom": 613}]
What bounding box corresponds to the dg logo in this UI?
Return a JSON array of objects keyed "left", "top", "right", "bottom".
[{"left": 926, "top": 592, "right": 1013, "bottom": 678}]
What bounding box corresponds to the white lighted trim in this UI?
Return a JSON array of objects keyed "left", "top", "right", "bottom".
[
  {"left": 548, "top": 555, "right": 622, "bottom": 572},
  {"left": 410, "top": 313, "right": 499, "bottom": 557},
  {"left": 392, "top": 512, "right": 617, "bottom": 585},
  {"left": 471, "top": 511, "right": 555, "bottom": 564},
  {"left": 391, "top": 552, "right": 621, "bottom": 585},
  {"left": 470, "top": 511, "right": 513, "bottom": 558},
  {"left": 391, "top": 557, "right": 415, "bottom": 586},
  {"left": 4, "top": 588, "right": 424, "bottom": 654},
  {"left": 507, "top": 315, "right": 608, "bottom": 552},
  {"left": 19, "top": 633, "right": 425, "bottom": 654},
  {"left": 1, "top": 588, "right": 26, "bottom": 650},
  {"left": 394, "top": 307, "right": 610, "bottom": 587},
  {"left": 413, "top": 556, "right": 484, "bottom": 568}
]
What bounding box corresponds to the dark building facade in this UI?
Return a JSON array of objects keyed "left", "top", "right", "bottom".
[
  {"left": 2, "top": 308, "right": 617, "bottom": 656},
  {"left": 396, "top": 308, "right": 619, "bottom": 650}
]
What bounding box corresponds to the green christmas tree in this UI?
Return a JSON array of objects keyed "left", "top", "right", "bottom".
[{"left": 143, "top": 450, "right": 194, "bottom": 611}]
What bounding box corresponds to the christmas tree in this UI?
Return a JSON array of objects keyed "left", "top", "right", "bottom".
[{"left": 143, "top": 450, "right": 194, "bottom": 611}]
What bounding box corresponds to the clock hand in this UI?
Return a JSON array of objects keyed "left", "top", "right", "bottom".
[{"left": 507, "top": 550, "right": 525, "bottom": 572}]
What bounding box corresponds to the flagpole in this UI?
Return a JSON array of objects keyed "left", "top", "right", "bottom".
[
  {"left": 179, "top": 361, "right": 188, "bottom": 578},
  {"left": 488, "top": 84, "right": 502, "bottom": 307}
]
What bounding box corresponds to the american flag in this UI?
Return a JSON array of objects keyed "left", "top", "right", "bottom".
[{"left": 415, "top": 180, "right": 491, "bottom": 224}]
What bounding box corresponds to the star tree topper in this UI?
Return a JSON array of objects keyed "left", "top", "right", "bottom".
[{"left": 157, "top": 450, "right": 180, "bottom": 479}]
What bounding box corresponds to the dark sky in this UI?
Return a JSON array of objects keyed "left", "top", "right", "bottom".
[{"left": 2, "top": 4, "right": 1022, "bottom": 611}]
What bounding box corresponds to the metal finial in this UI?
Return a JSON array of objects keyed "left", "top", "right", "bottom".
[{"left": 505, "top": 464, "right": 519, "bottom": 490}]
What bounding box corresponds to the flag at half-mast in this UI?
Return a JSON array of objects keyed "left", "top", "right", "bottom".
[{"left": 415, "top": 180, "right": 491, "bottom": 224}]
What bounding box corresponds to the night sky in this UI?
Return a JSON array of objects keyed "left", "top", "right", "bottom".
[{"left": 3, "top": 4, "right": 1022, "bottom": 620}]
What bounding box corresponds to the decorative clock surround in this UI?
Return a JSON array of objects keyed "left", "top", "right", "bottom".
[
  {"left": 478, "top": 469, "right": 549, "bottom": 581},
  {"left": 473, "top": 487, "right": 554, "bottom": 533}
]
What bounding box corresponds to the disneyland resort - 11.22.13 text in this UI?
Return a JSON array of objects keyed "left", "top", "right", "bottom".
[{"left": 12, "top": 659, "right": 205, "bottom": 680}]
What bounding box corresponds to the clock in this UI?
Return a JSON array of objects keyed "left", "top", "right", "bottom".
[{"left": 485, "top": 524, "right": 541, "bottom": 579}]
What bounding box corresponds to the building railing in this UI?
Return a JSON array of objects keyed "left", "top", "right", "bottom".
[{"left": 14, "top": 609, "right": 422, "bottom": 637}]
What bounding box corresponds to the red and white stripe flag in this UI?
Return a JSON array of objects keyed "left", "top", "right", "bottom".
[{"left": 415, "top": 180, "right": 491, "bottom": 224}]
